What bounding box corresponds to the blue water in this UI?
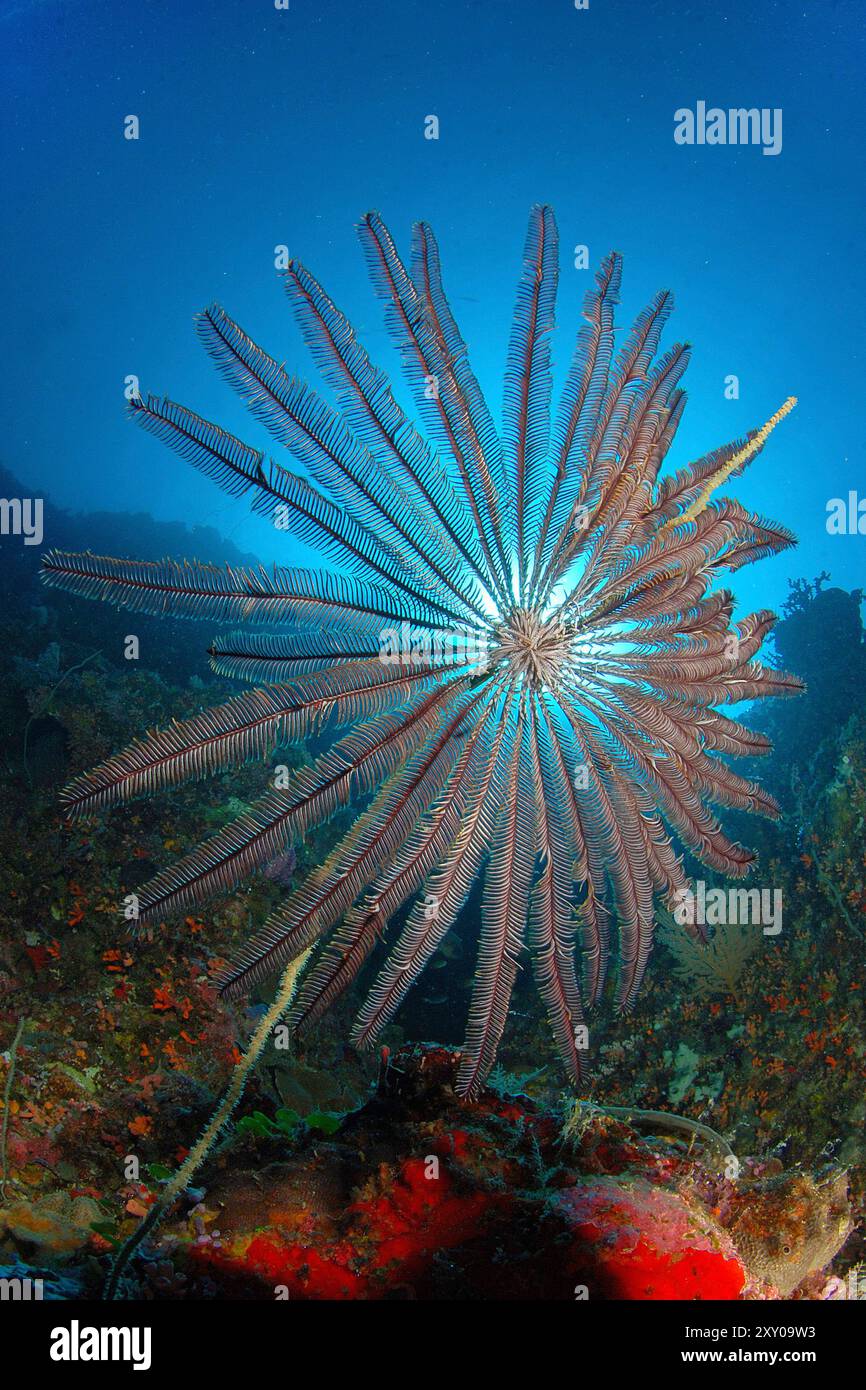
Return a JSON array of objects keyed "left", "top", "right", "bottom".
[{"left": 2, "top": 0, "right": 863, "bottom": 612}]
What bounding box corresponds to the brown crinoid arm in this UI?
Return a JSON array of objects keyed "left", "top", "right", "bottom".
[
  {"left": 350, "top": 684, "right": 514, "bottom": 1054},
  {"left": 134, "top": 674, "right": 475, "bottom": 926},
  {"left": 289, "top": 677, "right": 508, "bottom": 1035},
  {"left": 358, "top": 211, "right": 512, "bottom": 603},
  {"left": 283, "top": 256, "right": 493, "bottom": 610},
  {"left": 525, "top": 694, "right": 587, "bottom": 1086},
  {"left": 457, "top": 698, "right": 536, "bottom": 1097},
  {"left": 502, "top": 205, "right": 558, "bottom": 602},
  {"left": 57, "top": 660, "right": 448, "bottom": 817},
  {"left": 529, "top": 251, "right": 622, "bottom": 602},
  {"left": 40, "top": 549, "right": 450, "bottom": 633},
  {"left": 216, "top": 675, "right": 490, "bottom": 1000}
]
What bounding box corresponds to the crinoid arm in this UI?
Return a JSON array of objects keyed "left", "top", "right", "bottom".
[{"left": 43, "top": 205, "right": 801, "bottom": 1097}]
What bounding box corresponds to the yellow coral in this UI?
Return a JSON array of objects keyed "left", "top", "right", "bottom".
[
  {"left": 658, "top": 910, "right": 764, "bottom": 998},
  {"left": 105, "top": 945, "right": 312, "bottom": 1298},
  {"left": 663, "top": 396, "right": 797, "bottom": 531}
]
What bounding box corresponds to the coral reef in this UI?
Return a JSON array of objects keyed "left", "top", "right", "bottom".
[
  {"left": 0, "top": 487, "right": 863, "bottom": 1299},
  {"left": 6, "top": 1045, "right": 848, "bottom": 1302},
  {"left": 0, "top": 1042, "right": 855, "bottom": 1300}
]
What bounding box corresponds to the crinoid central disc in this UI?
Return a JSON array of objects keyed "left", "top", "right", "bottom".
[{"left": 491, "top": 608, "right": 574, "bottom": 689}]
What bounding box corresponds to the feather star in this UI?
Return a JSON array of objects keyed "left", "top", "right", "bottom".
[{"left": 42, "top": 206, "right": 801, "bottom": 1096}]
